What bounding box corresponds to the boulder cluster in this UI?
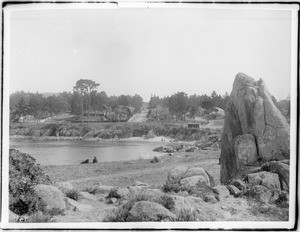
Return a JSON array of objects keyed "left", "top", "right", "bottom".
[{"left": 153, "top": 133, "right": 221, "bottom": 155}]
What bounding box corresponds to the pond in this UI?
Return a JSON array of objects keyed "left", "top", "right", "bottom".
[{"left": 9, "top": 139, "right": 167, "bottom": 166}]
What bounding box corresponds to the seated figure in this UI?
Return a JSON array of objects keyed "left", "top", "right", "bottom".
[
  {"left": 81, "top": 159, "right": 89, "bottom": 164},
  {"left": 93, "top": 157, "right": 98, "bottom": 163}
]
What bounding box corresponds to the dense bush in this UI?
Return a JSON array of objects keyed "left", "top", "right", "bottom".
[{"left": 9, "top": 149, "right": 51, "bottom": 215}]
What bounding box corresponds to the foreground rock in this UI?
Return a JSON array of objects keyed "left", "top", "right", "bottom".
[
  {"left": 262, "top": 160, "right": 290, "bottom": 191},
  {"left": 34, "top": 184, "right": 66, "bottom": 211},
  {"left": 165, "top": 166, "right": 215, "bottom": 191},
  {"left": 127, "top": 201, "right": 176, "bottom": 221},
  {"left": 247, "top": 171, "right": 281, "bottom": 191},
  {"left": 66, "top": 197, "right": 95, "bottom": 212},
  {"left": 220, "top": 73, "right": 290, "bottom": 184},
  {"left": 54, "top": 182, "right": 75, "bottom": 195}
]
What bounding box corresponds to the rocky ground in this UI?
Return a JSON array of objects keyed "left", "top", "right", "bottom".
[{"left": 36, "top": 147, "right": 289, "bottom": 223}]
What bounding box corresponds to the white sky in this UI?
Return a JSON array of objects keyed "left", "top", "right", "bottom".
[{"left": 9, "top": 6, "right": 292, "bottom": 101}]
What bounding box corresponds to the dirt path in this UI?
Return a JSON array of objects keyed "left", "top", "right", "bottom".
[{"left": 127, "top": 105, "right": 148, "bottom": 122}]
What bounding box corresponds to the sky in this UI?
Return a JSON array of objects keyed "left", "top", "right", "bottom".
[{"left": 9, "top": 6, "right": 292, "bottom": 102}]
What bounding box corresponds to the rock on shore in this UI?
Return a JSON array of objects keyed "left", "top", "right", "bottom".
[{"left": 220, "top": 73, "right": 290, "bottom": 184}]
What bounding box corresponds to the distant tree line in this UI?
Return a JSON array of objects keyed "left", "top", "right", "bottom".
[
  {"left": 10, "top": 79, "right": 144, "bottom": 122},
  {"left": 148, "top": 91, "right": 291, "bottom": 122},
  {"left": 148, "top": 91, "right": 230, "bottom": 120}
]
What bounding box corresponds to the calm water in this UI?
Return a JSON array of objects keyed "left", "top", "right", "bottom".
[{"left": 9, "top": 139, "right": 167, "bottom": 166}]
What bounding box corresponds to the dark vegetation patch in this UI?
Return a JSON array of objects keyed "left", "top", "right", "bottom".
[
  {"left": 9, "top": 149, "right": 65, "bottom": 223},
  {"left": 65, "top": 189, "right": 82, "bottom": 201},
  {"left": 10, "top": 122, "right": 222, "bottom": 141},
  {"left": 9, "top": 149, "right": 51, "bottom": 215}
]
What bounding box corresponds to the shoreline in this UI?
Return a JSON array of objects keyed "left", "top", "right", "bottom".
[{"left": 9, "top": 135, "right": 196, "bottom": 144}]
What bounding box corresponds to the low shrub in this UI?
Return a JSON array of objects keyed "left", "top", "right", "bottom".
[
  {"left": 9, "top": 149, "right": 51, "bottom": 216},
  {"left": 26, "top": 211, "right": 53, "bottom": 223},
  {"left": 65, "top": 189, "right": 82, "bottom": 201},
  {"left": 176, "top": 208, "right": 198, "bottom": 221},
  {"left": 162, "top": 176, "right": 184, "bottom": 193},
  {"left": 155, "top": 195, "right": 175, "bottom": 211}
]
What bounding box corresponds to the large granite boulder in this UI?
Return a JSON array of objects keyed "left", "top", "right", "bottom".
[
  {"left": 34, "top": 184, "right": 66, "bottom": 211},
  {"left": 220, "top": 73, "right": 290, "bottom": 184},
  {"left": 54, "top": 182, "right": 75, "bottom": 195},
  {"left": 262, "top": 160, "right": 289, "bottom": 191},
  {"left": 165, "top": 166, "right": 215, "bottom": 191}
]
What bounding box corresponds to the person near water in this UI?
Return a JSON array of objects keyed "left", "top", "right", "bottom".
[
  {"left": 81, "top": 159, "right": 89, "bottom": 164},
  {"left": 93, "top": 157, "right": 98, "bottom": 163}
]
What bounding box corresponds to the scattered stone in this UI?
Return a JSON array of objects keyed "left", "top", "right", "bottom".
[
  {"left": 80, "top": 191, "right": 98, "bottom": 201},
  {"left": 34, "top": 184, "right": 66, "bottom": 211},
  {"left": 227, "top": 185, "right": 241, "bottom": 197},
  {"left": 106, "top": 198, "right": 118, "bottom": 204},
  {"left": 66, "top": 197, "right": 95, "bottom": 212},
  {"left": 259, "top": 204, "right": 270, "bottom": 213},
  {"left": 230, "top": 179, "right": 248, "bottom": 192},
  {"left": 107, "top": 187, "right": 130, "bottom": 199},
  {"left": 262, "top": 161, "right": 289, "bottom": 191},
  {"left": 220, "top": 73, "right": 290, "bottom": 184},
  {"left": 247, "top": 167, "right": 262, "bottom": 174},
  {"left": 212, "top": 185, "right": 230, "bottom": 199},
  {"left": 198, "top": 142, "right": 213, "bottom": 150},
  {"left": 166, "top": 166, "right": 214, "bottom": 189},
  {"left": 128, "top": 186, "right": 144, "bottom": 195},
  {"left": 85, "top": 185, "right": 114, "bottom": 195},
  {"left": 248, "top": 171, "right": 281, "bottom": 191},
  {"left": 133, "top": 180, "right": 150, "bottom": 188},
  {"left": 203, "top": 194, "right": 218, "bottom": 203},
  {"left": 164, "top": 147, "right": 176, "bottom": 153},
  {"left": 180, "top": 175, "right": 209, "bottom": 189},
  {"left": 250, "top": 185, "right": 273, "bottom": 204},
  {"left": 153, "top": 146, "right": 164, "bottom": 152},
  {"left": 127, "top": 201, "right": 176, "bottom": 222}
]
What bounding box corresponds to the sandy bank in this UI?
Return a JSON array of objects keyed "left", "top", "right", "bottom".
[{"left": 41, "top": 149, "right": 221, "bottom": 190}]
